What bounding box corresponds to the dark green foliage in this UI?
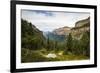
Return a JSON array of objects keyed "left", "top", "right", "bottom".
[
  {"left": 21, "top": 19, "right": 90, "bottom": 63},
  {"left": 71, "top": 39, "right": 83, "bottom": 55},
  {"left": 64, "top": 31, "right": 90, "bottom": 57},
  {"left": 21, "top": 19, "right": 46, "bottom": 50},
  {"left": 64, "top": 33, "right": 73, "bottom": 54},
  {"left": 80, "top": 31, "right": 90, "bottom": 57},
  {"left": 46, "top": 36, "right": 56, "bottom": 51},
  {"left": 71, "top": 31, "right": 90, "bottom": 56},
  {"left": 21, "top": 48, "right": 48, "bottom": 62}
]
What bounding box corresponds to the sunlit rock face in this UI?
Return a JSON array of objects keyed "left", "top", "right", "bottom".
[
  {"left": 75, "top": 17, "right": 90, "bottom": 27},
  {"left": 71, "top": 17, "right": 90, "bottom": 39},
  {"left": 53, "top": 26, "right": 71, "bottom": 36},
  {"left": 45, "top": 53, "right": 57, "bottom": 58},
  {"left": 53, "top": 17, "right": 90, "bottom": 40}
]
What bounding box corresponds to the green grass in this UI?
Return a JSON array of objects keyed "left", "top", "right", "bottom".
[{"left": 21, "top": 48, "right": 89, "bottom": 63}]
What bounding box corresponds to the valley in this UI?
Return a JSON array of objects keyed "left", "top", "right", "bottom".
[{"left": 21, "top": 17, "right": 90, "bottom": 63}]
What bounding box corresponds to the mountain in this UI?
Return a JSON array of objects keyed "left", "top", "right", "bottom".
[
  {"left": 21, "top": 19, "right": 45, "bottom": 39},
  {"left": 75, "top": 17, "right": 90, "bottom": 27},
  {"left": 53, "top": 26, "right": 71, "bottom": 36},
  {"left": 71, "top": 17, "right": 90, "bottom": 39},
  {"left": 43, "top": 31, "right": 66, "bottom": 42},
  {"left": 52, "top": 17, "right": 90, "bottom": 39},
  {"left": 21, "top": 16, "right": 90, "bottom": 49},
  {"left": 21, "top": 19, "right": 46, "bottom": 50}
]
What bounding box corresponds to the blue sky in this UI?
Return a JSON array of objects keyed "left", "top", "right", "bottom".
[{"left": 21, "top": 10, "right": 90, "bottom": 32}]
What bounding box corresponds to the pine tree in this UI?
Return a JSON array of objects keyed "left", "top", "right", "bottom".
[{"left": 66, "top": 33, "right": 73, "bottom": 53}]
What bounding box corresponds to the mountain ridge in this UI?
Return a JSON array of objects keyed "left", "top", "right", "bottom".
[{"left": 52, "top": 17, "right": 90, "bottom": 39}]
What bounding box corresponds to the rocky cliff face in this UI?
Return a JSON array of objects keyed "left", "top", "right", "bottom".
[
  {"left": 53, "top": 17, "right": 90, "bottom": 39},
  {"left": 75, "top": 17, "right": 90, "bottom": 27},
  {"left": 71, "top": 17, "right": 90, "bottom": 39},
  {"left": 53, "top": 26, "right": 71, "bottom": 36}
]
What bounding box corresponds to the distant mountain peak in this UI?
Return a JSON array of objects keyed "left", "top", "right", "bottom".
[
  {"left": 52, "top": 17, "right": 90, "bottom": 39},
  {"left": 53, "top": 26, "right": 71, "bottom": 36}
]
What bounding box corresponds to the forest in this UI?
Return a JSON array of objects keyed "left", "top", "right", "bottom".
[{"left": 21, "top": 19, "right": 90, "bottom": 63}]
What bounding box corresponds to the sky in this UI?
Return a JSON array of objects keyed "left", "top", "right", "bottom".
[{"left": 21, "top": 10, "right": 90, "bottom": 32}]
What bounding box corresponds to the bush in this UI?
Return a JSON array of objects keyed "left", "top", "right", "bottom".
[{"left": 21, "top": 48, "right": 48, "bottom": 63}]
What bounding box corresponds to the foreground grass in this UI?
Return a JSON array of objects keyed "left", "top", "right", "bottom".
[{"left": 21, "top": 48, "right": 89, "bottom": 63}]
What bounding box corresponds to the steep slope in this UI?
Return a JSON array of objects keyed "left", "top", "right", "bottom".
[
  {"left": 71, "top": 17, "right": 90, "bottom": 39},
  {"left": 75, "top": 17, "right": 90, "bottom": 27},
  {"left": 53, "top": 26, "right": 71, "bottom": 36},
  {"left": 52, "top": 17, "right": 90, "bottom": 39},
  {"left": 21, "top": 19, "right": 44, "bottom": 38},
  {"left": 21, "top": 19, "right": 45, "bottom": 50}
]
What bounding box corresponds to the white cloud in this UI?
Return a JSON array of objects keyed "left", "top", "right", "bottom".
[{"left": 21, "top": 10, "right": 90, "bottom": 32}]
